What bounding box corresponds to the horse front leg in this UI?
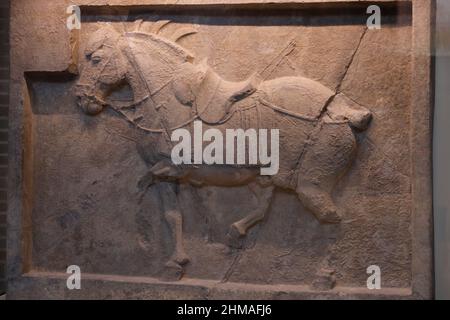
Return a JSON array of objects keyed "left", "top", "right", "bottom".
[
  {"left": 158, "top": 182, "right": 190, "bottom": 281},
  {"left": 164, "top": 209, "right": 190, "bottom": 266},
  {"left": 226, "top": 183, "right": 274, "bottom": 248}
]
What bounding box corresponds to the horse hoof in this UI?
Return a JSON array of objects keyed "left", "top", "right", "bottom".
[
  {"left": 172, "top": 252, "right": 190, "bottom": 266},
  {"left": 310, "top": 268, "right": 336, "bottom": 291},
  {"left": 225, "top": 224, "right": 245, "bottom": 249},
  {"left": 318, "top": 209, "right": 342, "bottom": 224},
  {"left": 160, "top": 260, "right": 184, "bottom": 281}
]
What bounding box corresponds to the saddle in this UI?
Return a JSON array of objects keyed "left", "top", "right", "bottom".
[{"left": 172, "top": 60, "right": 260, "bottom": 124}]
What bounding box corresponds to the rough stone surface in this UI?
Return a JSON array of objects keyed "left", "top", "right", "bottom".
[{"left": 7, "top": 0, "right": 434, "bottom": 299}]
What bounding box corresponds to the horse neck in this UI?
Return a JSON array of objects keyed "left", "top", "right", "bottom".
[
  {"left": 123, "top": 34, "right": 193, "bottom": 101},
  {"left": 125, "top": 66, "right": 149, "bottom": 104}
]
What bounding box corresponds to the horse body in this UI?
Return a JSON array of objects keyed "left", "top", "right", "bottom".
[{"left": 75, "top": 25, "right": 372, "bottom": 285}]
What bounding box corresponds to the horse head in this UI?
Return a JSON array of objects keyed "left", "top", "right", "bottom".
[
  {"left": 75, "top": 25, "right": 133, "bottom": 115},
  {"left": 75, "top": 23, "right": 196, "bottom": 117}
]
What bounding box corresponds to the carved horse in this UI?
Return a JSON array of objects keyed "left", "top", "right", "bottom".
[{"left": 75, "top": 24, "right": 372, "bottom": 284}]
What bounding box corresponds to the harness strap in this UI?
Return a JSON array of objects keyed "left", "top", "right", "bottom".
[
  {"left": 259, "top": 98, "right": 318, "bottom": 122},
  {"left": 259, "top": 98, "right": 349, "bottom": 125}
]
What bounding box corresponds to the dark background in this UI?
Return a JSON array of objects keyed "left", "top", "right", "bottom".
[{"left": 0, "top": 0, "right": 9, "bottom": 295}]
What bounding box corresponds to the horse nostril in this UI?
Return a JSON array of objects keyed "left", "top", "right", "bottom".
[
  {"left": 78, "top": 97, "right": 103, "bottom": 115},
  {"left": 85, "top": 102, "right": 103, "bottom": 115}
]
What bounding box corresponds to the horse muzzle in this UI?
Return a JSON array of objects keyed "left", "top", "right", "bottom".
[
  {"left": 77, "top": 96, "right": 104, "bottom": 115},
  {"left": 73, "top": 83, "right": 103, "bottom": 115}
]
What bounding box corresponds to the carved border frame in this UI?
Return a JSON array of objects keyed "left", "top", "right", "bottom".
[{"left": 7, "top": 0, "right": 434, "bottom": 299}]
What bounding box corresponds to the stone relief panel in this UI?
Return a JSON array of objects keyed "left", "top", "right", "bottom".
[{"left": 10, "top": 1, "right": 433, "bottom": 299}]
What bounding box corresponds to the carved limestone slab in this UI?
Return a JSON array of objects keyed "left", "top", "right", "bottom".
[{"left": 8, "top": 0, "right": 434, "bottom": 299}]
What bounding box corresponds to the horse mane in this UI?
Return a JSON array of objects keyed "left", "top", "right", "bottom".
[
  {"left": 89, "top": 23, "right": 200, "bottom": 133},
  {"left": 124, "top": 31, "right": 195, "bottom": 63}
]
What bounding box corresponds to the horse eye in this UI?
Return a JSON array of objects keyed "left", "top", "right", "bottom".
[
  {"left": 91, "top": 54, "right": 102, "bottom": 64},
  {"left": 91, "top": 49, "right": 105, "bottom": 63}
]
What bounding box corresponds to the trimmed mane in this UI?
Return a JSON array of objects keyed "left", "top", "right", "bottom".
[{"left": 124, "top": 31, "right": 195, "bottom": 63}]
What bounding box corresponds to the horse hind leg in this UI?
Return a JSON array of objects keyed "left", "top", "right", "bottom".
[
  {"left": 226, "top": 183, "right": 274, "bottom": 248},
  {"left": 296, "top": 124, "right": 357, "bottom": 224},
  {"left": 295, "top": 124, "right": 355, "bottom": 290},
  {"left": 296, "top": 180, "right": 342, "bottom": 224}
]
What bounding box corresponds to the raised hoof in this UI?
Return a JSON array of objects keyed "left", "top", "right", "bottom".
[
  {"left": 171, "top": 251, "right": 190, "bottom": 266},
  {"left": 225, "top": 224, "right": 246, "bottom": 249},
  {"left": 316, "top": 209, "right": 342, "bottom": 224},
  {"left": 160, "top": 260, "right": 184, "bottom": 281},
  {"left": 310, "top": 268, "right": 336, "bottom": 291}
]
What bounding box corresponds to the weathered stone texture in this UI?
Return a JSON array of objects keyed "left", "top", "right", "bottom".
[{"left": 7, "top": 0, "right": 434, "bottom": 299}]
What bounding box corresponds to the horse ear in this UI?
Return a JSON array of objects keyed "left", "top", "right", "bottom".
[
  {"left": 85, "top": 25, "right": 110, "bottom": 56},
  {"left": 103, "top": 22, "right": 123, "bottom": 35},
  {"left": 102, "top": 21, "right": 125, "bottom": 34},
  {"left": 85, "top": 24, "right": 121, "bottom": 56}
]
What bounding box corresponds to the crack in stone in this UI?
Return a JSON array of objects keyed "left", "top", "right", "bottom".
[
  {"left": 221, "top": 252, "right": 242, "bottom": 283},
  {"left": 335, "top": 26, "right": 368, "bottom": 94},
  {"left": 259, "top": 38, "right": 296, "bottom": 80},
  {"left": 288, "top": 27, "right": 368, "bottom": 188},
  {"left": 221, "top": 224, "right": 263, "bottom": 283}
]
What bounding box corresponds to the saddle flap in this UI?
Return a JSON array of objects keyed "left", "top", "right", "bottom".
[{"left": 196, "top": 71, "right": 260, "bottom": 124}]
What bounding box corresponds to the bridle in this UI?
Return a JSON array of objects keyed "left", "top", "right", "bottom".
[
  {"left": 77, "top": 43, "right": 150, "bottom": 109},
  {"left": 77, "top": 38, "right": 230, "bottom": 134}
]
